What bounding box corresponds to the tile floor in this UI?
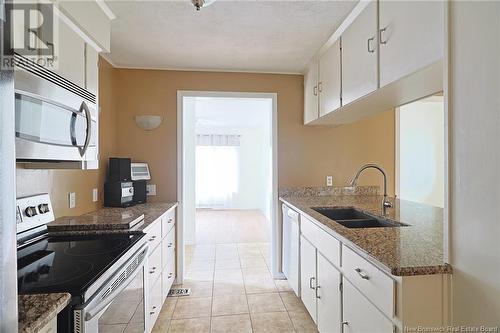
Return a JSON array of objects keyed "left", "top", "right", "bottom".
[{"left": 150, "top": 209, "right": 318, "bottom": 332}]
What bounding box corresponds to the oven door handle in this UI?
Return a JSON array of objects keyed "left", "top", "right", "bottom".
[{"left": 82, "top": 244, "right": 148, "bottom": 321}]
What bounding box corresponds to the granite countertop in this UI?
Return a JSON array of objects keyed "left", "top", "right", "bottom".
[
  {"left": 47, "top": 202, "right": 178, "bottom": 233},
  {"left": 18, "top": 293, "right": 71, "bottom": 333},
  {"left": 280, "top": 194, "right": 452, "bottom": 276}
]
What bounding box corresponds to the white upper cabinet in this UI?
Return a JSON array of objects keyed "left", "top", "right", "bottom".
[
  {"left": 378, "top": 0, "right": 444, "bottom": 87},
  {"left": 53, "top": 18, "right": 85, "bottom": 87},
  {"left": 85, "top": 44, "right": 99, "bottom": 95},
  {"left": 318, "top": 39, "right": 342, "bottom": 117},
  {"left": 303, "top": 60, "right": 319, "bottom": 124},
  {"left": 342, "top": 0, "right": 378, "bottom": 105}
]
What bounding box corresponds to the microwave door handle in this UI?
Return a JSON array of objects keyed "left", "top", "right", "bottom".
[
  {"left": 78, "top": 101, "right": 92, "bottom": 157},
  {"left": 70, "top": 113, "right": 77, "bottom": 146}
]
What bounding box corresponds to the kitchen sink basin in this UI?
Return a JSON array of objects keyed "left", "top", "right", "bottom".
[{"left": 311, "top": 207, "right": 408, "bottom": 229}]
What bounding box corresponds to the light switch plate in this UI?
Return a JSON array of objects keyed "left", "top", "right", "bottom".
[
  {"left": 147, "top": 184, "right": 156, "bottom": 196},
  {"left": 69, "top": 192, "right": 76, "bottom": 208},
  {"left": 326, "top": 176, "right": 333, "bottom": 187},
  {"left": 92, "top": 188, "right": 98, "bottom": 202}
]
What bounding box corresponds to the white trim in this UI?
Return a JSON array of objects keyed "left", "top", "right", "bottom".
[
  {"left": 394, "top": 107, "right": 400, "bottom": 198},
  {"left": 176, "top": 91, "right": 281, "bottom": 281},
  {"left": 95, "top": 0, "right": 116, "bottom": 20}
]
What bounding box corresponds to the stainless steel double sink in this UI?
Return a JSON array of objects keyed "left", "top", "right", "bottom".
[{"left": 311, "top": 207, "right": 409, "bottom": 229}]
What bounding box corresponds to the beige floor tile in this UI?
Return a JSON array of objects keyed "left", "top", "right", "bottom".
[
  {"left": 250, "top": 312, "right": 295, "bottom": 333},
  {"left": 240, "top": 256, "right": 267, "bottom": 268},
  {"left": 98, "top": 324, "right": 126, "bottom": 333},
  {"left": 186, "top": 259, "right": 215, "bottom": 271},
  {"left": 213, "top": 281, "right": 246, "bottom": 296},
  {"left": 180, "top": 281, "right": 213, "bottom": 298},
  {"left": 215, "top": 258, "right": 241, "bottom": 270},
  {"left": 211, "top": 314, "right": 253, "bottom": 333},
  {"left": 242, "top": 267, "right": 271, "bottom": 278},
  {"left": 214, "top": 269, "right": 244, "bottom": 283},
  {"left": 184, "top": 270, "right": 214, "bottom": 282},
  {"left": 168, "top": 317, "right": 210, "bottom": 333},
  {"left": 247, "top": 293, "right": 285, "bottom": 313},
  {"left": 172, "top": 297, "right": 212, "bottom": 319},
  {"left": 288, "top": 310, "right": 319, "bottom": 333},
  {"left": 212, "top": 294, "right": 249, "bottom": 316},
  {"left": 274, "top": 279, "right": 294, "bottom": 292},
  {"left": 151, "top": 315, "right": 170, "bottom": 333},
  {"left": 158, "top": 296, "right": 178, "bottom": 319},
  {"left": 244, "top": 277, "right": 278, "bottom": 294},
  {"left": 280, "top": 292, "right": 307, "bottom": 312}
]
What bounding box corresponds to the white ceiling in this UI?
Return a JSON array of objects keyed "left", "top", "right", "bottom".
[{"left": 105, "top": 0, "right": 357, "bottom": 73}]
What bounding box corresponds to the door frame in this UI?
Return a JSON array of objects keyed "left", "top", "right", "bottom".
[{"left": 176, "top": 90, "right": 280, "bottom": 283}]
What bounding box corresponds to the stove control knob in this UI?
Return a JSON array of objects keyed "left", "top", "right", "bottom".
[
  {"left": 38, "top": 203, "right": 50, "bottom": 214},
  {"left": 25, "top": 206, "right": 38, "bottom": 217}
]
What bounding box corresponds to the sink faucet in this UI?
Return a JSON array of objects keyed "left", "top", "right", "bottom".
[{"left": 349, "top": 164, "right": 393, "bottom": 214}]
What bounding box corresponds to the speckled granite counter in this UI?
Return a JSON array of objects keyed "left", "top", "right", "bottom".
[
  {"left": 47, "top": 202, "right": 177, "bottom": 233},
  {"left": 18, "top": 293, "right": 71, "bottom": 333},
  {"left": 280, "top": 195, "right": 452, "bottom": 276}
]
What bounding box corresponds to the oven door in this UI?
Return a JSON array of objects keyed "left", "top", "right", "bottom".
[{"left": 74, "top": 244, "right": 149, "bottom": 333}]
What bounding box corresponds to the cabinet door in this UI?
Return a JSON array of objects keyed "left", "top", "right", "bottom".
[
  {"left": 318, "top": 39, "right": 341, "bottom": 117},
  {"left": 85, "top": 44, "right": 99, "bottom": 95},
  {"left": 304, "top": 60, "right": 319, "bottom": 124},
  {"left": 300, "top": 235, "right": 317, "bottom": 322},
  {"left": 343, "top": 279, "right": 394, "bottom": 333},
  {"left": 379, "top": 0, "right": 444, "bottom": 87},
  {"left": 342, "top": 1, "right": 378, "bottom": 105},
  {"left": 316, "top": 253, "right": 341, "bottom": 333},
  {"left": 54, "top": 18, "right": 85, "bottom": 87}
]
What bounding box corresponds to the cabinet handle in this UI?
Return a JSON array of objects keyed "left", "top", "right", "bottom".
[
  {"left": 309, "top": 277, "right": 316, "bottom": 290},
  {"left": 149, "top": 267, "right": 157, "bottom": 274},
  {"left": 168, "top": 218, "right": 173, "bottom": 224},
  {"left": 149, "top": 235, "right": 156, "bottom": 241},
  {"left": 168, "top": 272, "right": 173, "bottom": 278},
  {"left": 168, "top": 242, "right": 173, "bottom": 248},
  {"left": 355, "top": 268, "right": 370, "bottom": 280},
  {"left": 313, "top": 86, "right": 318, "bottom": 96},
  {"left": 379, "top": 27, "right": 388, "bottom": 45},
  {"left": 342, "top": 321, "right": 349, "bottom": 326},
  {"left": 367, "top": 37, "right": 375, "bottom": 53},
  {"left": 318, "top": 82, "right": 323, "bottom": 92},
  {"left": 315, "top": 285, "right": 321, "bottom": 299}
]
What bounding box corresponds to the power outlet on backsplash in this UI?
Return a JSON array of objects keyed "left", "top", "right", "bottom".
[
  {"left": 69, "top": 192, "right": 76, "bottom": 208},
  {"left": 146, "top": 184, "right": 156, "bottom": 196},
  {"left": 326, "top": 176, "right": 333, "bottom": 187}
]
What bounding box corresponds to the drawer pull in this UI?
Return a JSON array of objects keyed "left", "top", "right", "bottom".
[
  {"left": 168, "top": 218, "right": 173, "bottom": 224},
  {"left": 149, "top": 235, "right": 156, "bottom": 241},
  {"left": 342, "top": 321, "right": 349, "bottom": 326},
  {"left": 149, "top": 267, "right": 157, "bottom": 274},
  {"left": 150, "top": 306, "right": 157, "bottom": 315},
  {"left": 355, "top": 268, "right": 370, "bottom": 280},
  {"left": 309, "top": 277, "right": 316, "bottom": 290},
  {"left": 168, "top": 273, "right": 173, "bottom": 278},
  {"left": 167, "top": 242, "right": 173, "bottom": 248}
]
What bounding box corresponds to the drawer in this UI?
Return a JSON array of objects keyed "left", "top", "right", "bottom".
[
  {"left": 147, "top": 244, "right": 162, "bottom": 290},
  {"left": 161, "top": 226, "right": 176, "bottom": 269},
  {"left": 162, "top": 257, "right": 176, "bottom": 300},
  {"left": 301, "top": 215, "right": 340, "bottom": 267},
  {"left": 342, "top": 245, "right": 395, "bottom": 317},
  {"left": 147, "top": 276, "right": 163, "bottom": 331},
  {"left": 162, "top": 209, "right": 176, "bottom": 237},
  {"left": 145, "top": 219, "right": 162, "bottom": 251}
]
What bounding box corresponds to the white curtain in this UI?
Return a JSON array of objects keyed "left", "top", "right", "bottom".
[{"left": 195, "top": 134, "right": 240, "bottom": 208}]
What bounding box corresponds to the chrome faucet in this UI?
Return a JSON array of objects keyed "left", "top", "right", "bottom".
[{"left": 349, "top": 164, "right": 393, "bottom": 214}]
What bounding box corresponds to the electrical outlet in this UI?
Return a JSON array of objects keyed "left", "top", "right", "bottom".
[
  {"left": 69, "top": 192, "right": 76, "bottom": 208},
  {"left": 326, "top": 176, "right": 333, "bottom": 187},
  {"left": 146, "top": 184, "right": 156, "bottom": 196},
  {"left": 92, "top": 188, "right": 98, "bottom": 202}
]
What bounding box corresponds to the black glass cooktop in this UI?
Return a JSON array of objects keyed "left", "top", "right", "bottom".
[{"left": 17, "top": 233, "right": 145, "bottom": 298}]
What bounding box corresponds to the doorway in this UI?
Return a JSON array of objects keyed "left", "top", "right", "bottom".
[{"left": 177, "top": 91, "right": 279, "bottom": 284}]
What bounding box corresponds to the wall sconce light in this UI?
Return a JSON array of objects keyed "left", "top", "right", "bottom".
[{"left": 134, "top": 115, "right": 163, "bottom": 131}]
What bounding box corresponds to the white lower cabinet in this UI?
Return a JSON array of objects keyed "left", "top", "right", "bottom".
[
  {"left": 343, "top": 279, "right": 394, "bottom": 333},
  {"left": 316, "top": 252, "right": 341, "bottom": 333},
  {"left": 300, "top": 235, "right": 342, "bottom": 332},
  {"left": 300, "top": 235, "right": 317, "bottom": 321}
]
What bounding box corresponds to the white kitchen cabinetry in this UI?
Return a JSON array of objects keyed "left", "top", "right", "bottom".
[
  {"left": 343, "top": 279, "right": 394, "bottom": 333},
  {"left": 85, "top": 44, "right": 99, "bottom": 95},
  {"left": 378, "top": 0, "right": 444, "bottom": 87},
  {"left": 316, "top": 252, "right": 341, "bottom": 333},
  {"left": 341, "top": 0, "right": 378, "bottom": 105},
  {"left": 300, "top": 235, "right": 317, "bottom": 321},
  {"left": 318, "top": 39, "right": 342, "bottom": 117},
  {"left": 303, "top": 60, "right": 319, "bottom": 124},
  {"left": 54, "top": 18, "right": 85, "bottom": 87},
  {"left": 144, "top": 207, "right": 177, "bottom": 333}
]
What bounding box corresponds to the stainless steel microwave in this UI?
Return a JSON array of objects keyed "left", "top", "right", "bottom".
[{"left": 14, "top": 54, "right": 98, "bottom": 169}]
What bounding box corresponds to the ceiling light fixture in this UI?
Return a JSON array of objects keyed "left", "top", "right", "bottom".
[{"left": 191, "top": 0, "right": 216, "bottom": 11}]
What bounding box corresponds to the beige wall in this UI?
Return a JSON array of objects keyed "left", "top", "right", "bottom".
[
  {"left": 16, "top": 59, "right": 117, "bottom": 217},
  {"left": 113, "top": 68, "right": 395, "bottom": 203}
]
